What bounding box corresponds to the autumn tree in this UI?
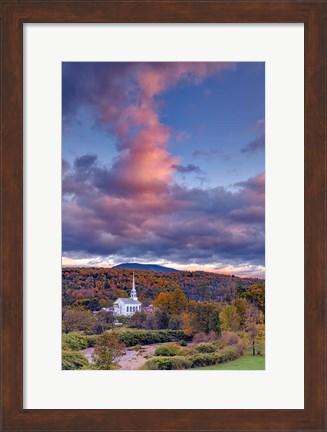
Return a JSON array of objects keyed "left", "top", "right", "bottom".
[
  {"left": 233, "top": 297, "right": 249, "bottom": 329},
  {"left": 189, "top": 301, "right": 221, "bottom": 335},
  {"left": 245, "top": 283, "right": 265, "bottom": 312},
  {"left": 62, "top": 307, "right": 96, "bottom": 334},
  {"left": 92, "top": 331, "right": 126, "bottom": 370},
  {"left": 220, "top": 304, "right": 240, "bottom": 332},
  {"left": 153, "top": 291, "right": 173, "bottom": 313},
  {"left": 155, "top": 309, "right": 170, "bottom": 329},
  {"left": 245, "top": 304, "right": 265, "bottom": 355},
  {"left": 181, "top": 311, "right": 194, "bottom": 336},
  {"left": 168, "top": 315, "right": 183, "bottom": 330},
  {"left": 94, "top": 309, "right": 115, "bottom": 334},
  {"left": 130, "top": 311, "right": 148, "bottom": 329},
  {"left": 170, "top": 288, "right": 188, "bottom": 314}
]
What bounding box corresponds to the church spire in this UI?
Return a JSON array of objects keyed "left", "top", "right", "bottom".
[{"left": 131, "top": 271, "right": 138, "bottom": 300}]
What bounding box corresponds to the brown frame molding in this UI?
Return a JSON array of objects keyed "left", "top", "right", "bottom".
[{"left": 1, "top": 1, "right": 326, "bottom": 431}]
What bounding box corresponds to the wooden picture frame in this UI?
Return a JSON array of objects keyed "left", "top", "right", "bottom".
[{"left": 1, "top": 1, "right": 326, "bottom": 431}]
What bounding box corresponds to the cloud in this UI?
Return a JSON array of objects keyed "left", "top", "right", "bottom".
[
  {"left": 74, "top": 153, "right": 98, "bottom": 171},
  {"left": 241, "top": 119, "right": 265, "bottom": 154},
  {"left": 241, "top": 135, "right": 265, "bottom": 154},
  {"left": 63, "top": 154, "right": 265, "bottom": 269},
  {"left": 62, "top": 62, "right": 264, "bottom": 274},
  {"left": 172, "top": 164, "right": 205, "bottom": 175},
  {"left": 63, "top": 63, "right": 234, "bottom": 201},
  {"left": 192, "top": 149, "right": 231, "bottom": 161}
]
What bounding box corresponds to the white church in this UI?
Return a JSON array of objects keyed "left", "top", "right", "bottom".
[{"left": 113, "top": 272, "right": 142, "bottom": 317}]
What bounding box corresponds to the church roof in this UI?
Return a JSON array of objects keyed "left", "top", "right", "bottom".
[{"left": 114, "top": 297, "right": 141, "bottom": 305}]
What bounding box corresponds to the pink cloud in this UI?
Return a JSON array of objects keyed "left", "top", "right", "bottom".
[{"left": 64, "top": 62, "right": 235, "bottom": 200}]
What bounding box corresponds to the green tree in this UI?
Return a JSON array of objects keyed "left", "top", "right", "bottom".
[
  {"left": 168, "top": 315, "right": 183, "bottom": 330},
  {"left": 190, "top": 301, "right": 221, "bottom": 335},
  {"left": 155, "top": 309, "right": 170, "bottom": 329},
  {"left": 209, "top": 309, "right": 221, "bottom": 336}
]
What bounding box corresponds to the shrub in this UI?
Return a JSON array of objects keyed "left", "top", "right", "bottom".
[
  {"left": 221, "top": 331, "right": 240, "bottom": 346},
  {"left": 155, "top": 343, "right": 180, "bottom": 357},
  {"left": 178, "top": 346, "right": 195, "bottom": 357},
  {"left": 142, "top": 356, "right": 192, "bottom": 370},
  {"left": 81, "top": 363, "right": 101, "bottom": 370},
  {"left": 192, "top": 332, "right": 207, "bottom": 343},
  {"left": 179, "top": 340, "right": 187, "bottom": 346},
  {"left": 128, "top": 345, "right": 142, "bottom": 351},
  {"left": 193, "top": 331, "right": 217, "bottom": 343},
  {"left": 86, "top": 335, "right": 97, "bottom": 347},
  {"left": 62, "top": 333, "right": 88, "bottom": 351},
  {"left": 119, "top": 330, "right": 191, "bottom": 347},
  {"left": 207, "top": 331, "right": 218, "bottom": 342},
  {"left": 195, "top": 342, "right": 216, "bottom": 353},
  {"left": 62, "top": 350, "right": 89, "bottom": 370},
  {"left": 190, "top": 346, "right": 241, "bottom": 368}
]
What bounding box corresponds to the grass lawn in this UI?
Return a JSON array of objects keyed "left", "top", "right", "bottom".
[{"left": 193, "top": 355, "right": 265, "bottom": 370}]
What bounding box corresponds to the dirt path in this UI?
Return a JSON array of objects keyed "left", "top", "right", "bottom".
[{"left": 81, "top": 343, "right": 162, "bottom": 370}]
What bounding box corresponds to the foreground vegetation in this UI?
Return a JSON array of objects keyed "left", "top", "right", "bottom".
[
  {"left": 62, "top": 269, "right": 265, "bottom": 370},
  {"left": 192, "top": 354, "right": 265, "bottom": 370}
]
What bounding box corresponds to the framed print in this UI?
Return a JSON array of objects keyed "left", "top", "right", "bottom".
[{"left": 1, "top": 1, "right": 326, "bottom": 431}]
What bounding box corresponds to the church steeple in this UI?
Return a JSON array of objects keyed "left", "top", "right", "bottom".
[{"left": 130, "top": 271, "right": 138, "bottom": 300}]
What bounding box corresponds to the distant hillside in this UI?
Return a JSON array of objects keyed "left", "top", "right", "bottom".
[
  {"left": 112, "top": 263, "right": 179, "bottom": 273},
  {"left": 62, "top": 267, "right": 264, "bottom": 311}
]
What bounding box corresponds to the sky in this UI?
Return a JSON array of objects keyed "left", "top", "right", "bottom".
[{"left": 62, "top": 62, "right": 265, "bottom": 278}]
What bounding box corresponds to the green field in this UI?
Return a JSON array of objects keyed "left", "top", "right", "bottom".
[{"left": 193, "top": 355, "right": 265, "bottom": 370}]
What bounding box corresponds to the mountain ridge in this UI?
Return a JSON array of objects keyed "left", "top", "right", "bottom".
[{"left": 112, "top": 262, "right": 179, "bottom": 273}]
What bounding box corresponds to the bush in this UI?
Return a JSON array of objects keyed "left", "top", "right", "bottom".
[
  {"left": 155, "top": 343, "right": 180, "bottom": 357},
  {"left": 62, "top": 333, "right": 88, "bottom": 351},
  {"left": 142, "top": 356, "right": 192, "bottom": 370},
  {"left": 190, "top": 346, "right": 241, "bottom": 368},
  {"left": 128, "top": 345, "right": 142, "bottom": 351},
  {"left": 86, "top": 335, "right": 97, "bottom": 347},
  {"left": 62, "top": 350, "right": 89, "bottom": 370},
  {"left": 192, "top": 332, "right": 207, "bottom": 343},
  {"left": 221, "top": 331, "right": 240, "bottom": 346},
  {"left": 195, "top": 342, "right": 216, "bottom": 353},
  {"left": 178, "top": 346, "right": 195, "bottom": 356},
  {"left": 179, "top": 340, "right": 187, "bottom": 346},
  {"left": 81, "top": 363, "right": 101, "bottom": 370},
  {"left": 119, "top": 330, "right": 191, "bottom": 347},
  {"left": 193, "top": 331, "right": 217, "bottom": 343}
]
